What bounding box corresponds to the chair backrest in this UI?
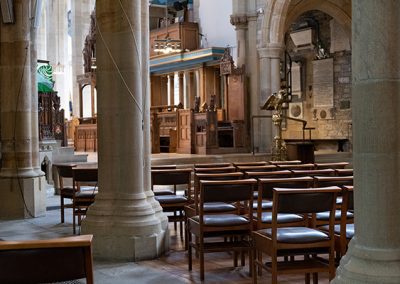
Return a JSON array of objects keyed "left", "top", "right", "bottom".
[
  {"left": 268, "top": 160, "right": 301, "bottom": 165},
  {"left": 342, "top": 186, "right": 354, "bottom": 211},
  {"left": 200, "top": 179, "right": 257, "bottom": 204},
  {"left": 233, "top": 161, "right": 268, "bottom": 167},
  {"left": 313, "top": 176, "right": 353, "bottom": 188},
  {"left": 258, "top": 177, "right": 314, "bottom": 200},
  {"left": 244, "top": 170, "right": 293, "bottom": 179},
  {"left": 273, "top": 187, "right": 341, "bottom": 214},
  {"left": 194, "top": 162, "right": 232, "bottom": 168},
  {"left": 57, "top": 164, "right": 76, "bottom": 189},
  {"left": 151, "top": 168, "right": 192, "bottom": 197},
  {"left": 236, "top": 165, "right": 278, "bottom": 173},
  {"left": 0, "top": 235, "right": 94, "bottom": 284},
  {"left": 276, "top": 163, "right": 315, "bottom": 170},
  {"left": 291, "top": 169, "right": 335, "bottom": 177},
  {"left": 335, "top": 168, "right": 353, "bottom": 176},
  {"left": 151, "top": 165, "right": 177, "bottom": 170},
  {"left": 315, "top": 162, "right": 349, "bottom": 169},
  {"left": 194, "top": 166, "right": 236, "bottom": 173},
  {"left": 72, "top": 168, "right": 98, "bottom": 184}
]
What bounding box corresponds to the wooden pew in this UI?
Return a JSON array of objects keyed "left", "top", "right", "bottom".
[{"left": 0, "top": 235, "right": 94, "bottom": 284}]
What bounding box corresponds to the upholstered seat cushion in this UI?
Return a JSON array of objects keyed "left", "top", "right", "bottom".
[
  {"left": 203, "top": 202, "right": 236, "bottom": 212},
  {"left": 154, "top": 190, "right": 175, "bottom": 196},
  {"left": 316, "top": 210, "right": 354, "bottom": 221},
  {"left": 259, "top": 227, "right": 330, "bottom": 243},
  {"left": 75, "top": 191, "right": 97, "bottom": 198},
  {"left": 253, "top": 212, "right": 304, "bottom": 224},
  {"left": 252, "top": 200, "right": 273, "bottom": 210},
  {"left": 320, "top": 224, "right": 354, "bottom": 239},
  {"left": 155, "top": 195, "right": 187, "bottom": 204},
  {"left": 191, "top": 214, "right": 249, "bottom": 227},
  {"left": 336, "top": 196, "right": 343, "bottom": 205}
]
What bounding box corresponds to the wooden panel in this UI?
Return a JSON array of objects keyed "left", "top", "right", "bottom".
[
  {"left": 227, "top": 73, "right": 245, "bottom": 121},
  {"left": 177, "top": 109, "right": 193, "bottom": 154},
  {"left": 74, "top": 124, "right": 97, "bottom": 152}
]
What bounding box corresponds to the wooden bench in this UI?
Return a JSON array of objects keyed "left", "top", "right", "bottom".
[{"left": 0, "top": 235, "right": 94, "bottom": 284}]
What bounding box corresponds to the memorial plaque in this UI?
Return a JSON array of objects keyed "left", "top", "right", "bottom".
[{"left": 313, "top": 58, "right": 333, "bottom": 107}]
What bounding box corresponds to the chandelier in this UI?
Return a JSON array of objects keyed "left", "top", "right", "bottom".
[{"left": 153, "top": 0, "right": 182, "bottom": 55}]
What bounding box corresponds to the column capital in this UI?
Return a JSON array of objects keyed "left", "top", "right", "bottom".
[
  {"left": 258, "top": 44, "right": 285, "bottom": 59},
  {"left": 230, "top": 14, "right": 248, "bottom": 29}
]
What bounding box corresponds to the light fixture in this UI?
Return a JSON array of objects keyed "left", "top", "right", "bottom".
[{"left": 153, "top": 0, "right": 182, "bottom": 55}]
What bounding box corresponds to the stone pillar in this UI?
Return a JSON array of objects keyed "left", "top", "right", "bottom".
[
  {"left": 230, "top": 15, "right": 248, "bottom": 67},
  {"left": 81, "top": 0, "right": 168, "bottom": 261},
  {"left": 257, "top": 44, "right": 283, "bottom": 153},
  {"left": 0, "top": 0, "right": 46, "bottom": 218},
  {"left": 141, "top": 0, "right": 169, "bottom": 244},
  {"left": 334, "top": 1, "right": 400, "bottom": 282},
  {"left": 167, "top": 74, "right": 174, "bottom": 105},
  {"left": 178, "top": 72, "right": 184, "bottom": 106}
]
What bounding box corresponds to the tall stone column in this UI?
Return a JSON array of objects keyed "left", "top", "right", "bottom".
[
  {"left": 141, "top": 0, "right": 169, "bottom": 241},
  {"left": 0, "top": 0, "right": 46, "bottom": 218},
  {"left": 178, "top": 72, "right": 184, "bottom": 106},
  {"left": 167, "top": 74, "right": 174, "bottom": 106},
  {"left": 81, "top": 0, "right": 168, "bottom": 260},
  {"left": 230, "top": 15, "right": 248, "bottom": 67},
  {"left": 334, "top": 1, "right": 400, "bottom": 283},
  {"left": 257, "top": 44, "right": 283, "bottom": 153}
]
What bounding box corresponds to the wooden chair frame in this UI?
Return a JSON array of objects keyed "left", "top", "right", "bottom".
[
  {"left": 252, "top": 186, "right": 340, "bottom": 284},
  {"left": 187, "top": 179, "right": 257, "bottom": 281}
]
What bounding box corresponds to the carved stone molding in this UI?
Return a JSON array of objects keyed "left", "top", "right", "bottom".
[{"left": 230, "top": 14, "right": 248, "bottom": 28}]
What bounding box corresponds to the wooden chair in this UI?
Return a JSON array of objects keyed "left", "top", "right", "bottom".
[
  {"left": 254, "top": 177, "right": 314, "bottom": 230},
  {"left": 314, "top": 162, "right": 349, "bottom": 169},
  {"left": 72, "top": 168, "right": 98, "bottom": 234},
  {"left": 312, "top": 176, "right": 353, "bottom": 226},
  {"left": 320, "top": 186, "right": 354, "bottom": 260},
  {"left": 57, "top": 164, "right": 76, "bottom": 223},
  {"left": 244, "top": 170, "right": 293, "bottom": 180},
  {"left": 252, "top": 186, "right": 341, "bottom": 284},
  {"left": 291, "top": 169, "right": 336, "bottom": 177},
  {"left": 151, "top": 168, "right": 192, "bottom": 241},
  {"left": 0, "top": 235, "right": 94, "bottom": 284},
  {"left": 187, "top": 179, "right": 257, "bottom": 281}
]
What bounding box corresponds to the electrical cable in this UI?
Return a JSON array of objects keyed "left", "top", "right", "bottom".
[{"left": 13, "top": 43, "right": 35, "bottom": 218}]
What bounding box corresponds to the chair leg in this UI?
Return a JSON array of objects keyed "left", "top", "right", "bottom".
[
  {"left": 257, "top": 250, "right": 262, "bottom": 276},
  {"left": 305, "top": 273, "right": 310, "bottom": 284},
  {"left": 200, "top": 238, "right": 205, "bottom": 281},
  {"left": 60, "top": 196, "right": 65, "bottom": 223},
  {"left": 188, "top": 231, "right": 192, "bottom": 271},
  {"left": 252, "top": 248, "right": 258, "bottom": 284},
  {"left": 73, "top": 210, "right": 76, "bottom": 234},
  {"left": 312, "top": 272, "right": 318, "bottom": 284},
  {"left": 271, "top": 253, "right": 278, "bottom": 284}
]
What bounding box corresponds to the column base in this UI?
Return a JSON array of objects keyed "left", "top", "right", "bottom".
[
  {"left": 81, "top": 192, "right": 170, "bottom": 261},
  {"left": 333, "top": 237, "right": 400, "bottom": 283},
  {"left": 0, "top": 175, "right": 47, "bottom": 219}
]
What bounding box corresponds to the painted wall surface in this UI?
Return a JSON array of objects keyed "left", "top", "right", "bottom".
[{"left": 197, "top": 0, "right": 237, "bottom": 62}]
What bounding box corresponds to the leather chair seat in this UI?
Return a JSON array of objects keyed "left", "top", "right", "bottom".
[
  {"left": 61, "top": 187, "right": 74, "bottom": 198},
  {"left": 154, "top": 190, "right": 175, "bottom": 196},
  {"left": 259, "top": 227, "right": 330, "bottom": 243},
  {"left": 203, "top": 202, "right": 236, "bottom": 212},
  {"left": 155, "top": 195, "right": 187, "bottom": 204},
  {"left": 75, "top": 191, "right": 97, "bottom": 198},
  {"left": 316, "top": 210, "right": 354, "bottom": 221},
  {"left": 336, "top": 196, "right": 343, "bottom": 205},
  {"left": 191, "top": 214, "right": 249, "bottom": 227},
  {"left": 252, "top": 200, "right": 273, "bottom": 210},
  {"left": 320, "top": 223, "right": 354, "bottom": 239},
  {"left": 253, "top": 212, "right": 304, "bottom": 224}
]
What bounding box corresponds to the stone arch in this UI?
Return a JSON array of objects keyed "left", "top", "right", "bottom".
[{"left": 261, "top": 0, "right": 351, "bottom": 47}]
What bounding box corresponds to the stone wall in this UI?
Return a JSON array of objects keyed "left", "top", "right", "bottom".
[{"left": 282, "top": 10, "right": 352, "bottom": 151}]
